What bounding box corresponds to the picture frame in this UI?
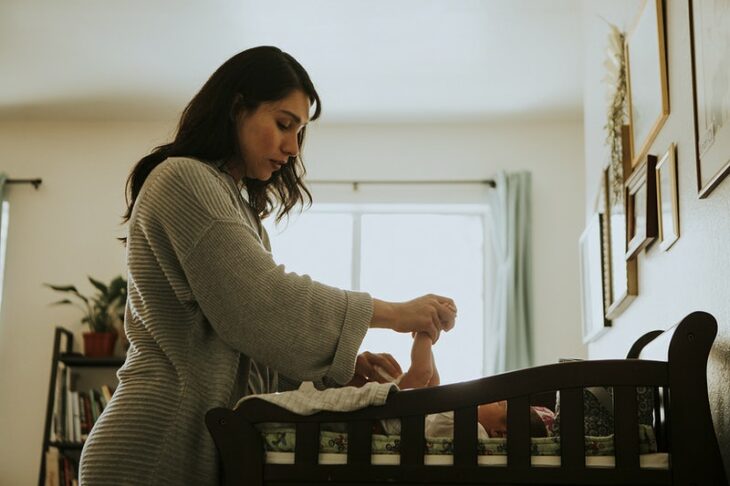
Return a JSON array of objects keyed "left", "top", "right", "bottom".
[
  {"left": 604, "top": 126, "right": 638, "bottom": 319},
  {"left": 625, "top": 0, "right": 669, "bottom": 170},
  {"left": 689, "top": 0, "right": 730, "bottom": 198},
  {"left": 597, "top": 170, "right": 612, "bottom": 315},
  {"left": 656, "top": 143, "right": 680, "bottom": 251},
  {"left": 579, "top": 213, "right": 610, "bottom": 343},
  {"left": 625, "top": 154, "right": 658, "bottom": 260}
]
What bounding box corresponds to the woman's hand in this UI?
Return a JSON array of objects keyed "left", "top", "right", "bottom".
[
  {"left": 345, "top": 352, "right": 403, "bottom": 387},
  {"left": 371, "top": 294, "right": 457, "bottom": 343}
]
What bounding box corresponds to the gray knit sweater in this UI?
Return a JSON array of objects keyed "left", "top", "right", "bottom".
[{"left": 78, "top": 158, "right": 372, "bottom": 484}]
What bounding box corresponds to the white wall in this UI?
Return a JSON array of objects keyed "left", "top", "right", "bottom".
[
  {"left": 0, "top": 118, "right": 585, "bottom": 484},
  {"left": 0, "top": 121, "right": 173, "bottom": 484},
  {"left": 582, "top": 0, "right": 730, "bottom": 473}
]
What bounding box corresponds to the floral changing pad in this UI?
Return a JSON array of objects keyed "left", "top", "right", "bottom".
[{"left": 260, "top": 424, "right": 657, "bottom": 456}]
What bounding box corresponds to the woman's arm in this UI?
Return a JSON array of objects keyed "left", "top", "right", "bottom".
[
  {"left": 144, "top": 160, "right": 457, "bottom": 386},
  {"left": 371, "top": 296, "right": 456, "bottom": 344}
]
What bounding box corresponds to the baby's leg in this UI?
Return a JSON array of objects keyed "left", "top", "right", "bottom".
[
  {"left": 398, "top": 332, "right": 435, "bottom": 389},
  {"left": 427, "top": 351, "right": 440, "bottom": 386}
]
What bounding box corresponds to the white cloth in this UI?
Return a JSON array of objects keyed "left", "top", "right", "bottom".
[
  {"left": 236, "top": 381, "right": 397, "bottom": 415},
  {"left": 373, "top": 366, "right": 489, "bottom": 438},
  {"left": 380, "top": 411, "right": 489, "bottom": 439}
]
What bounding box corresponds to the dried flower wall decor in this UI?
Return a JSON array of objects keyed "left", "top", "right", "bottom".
[
  {"left": 600, "top": 23, "right": 640, "bottom": 319},
  {"left": 603, "top": 24, "right": 628, "bottom": 204}
]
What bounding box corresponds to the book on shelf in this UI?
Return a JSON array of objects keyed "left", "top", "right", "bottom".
[
  {"left": 101, "top": 384, "right": 113, "bottom": 404},
  {"left": 44, "top": 448, "right": 78, "bottom": 486},
  {"left": 49, "top": 362, "right": 118, "bottom": 444},
  {"left": 89, "top": 389, "right": 99, "bottom": 424},
  {"left": 65, "top": 372, "right": 74, "bottom": 442},
  {"left": 81, "top": 392, "right": 93, "bottom": 440},
  {"left": 62, "top": 454, "right": 69, "bottom": 486},
  {"left": 78, "top": 392, "right": 87, "bottom": 441},
  {"left": 71, "top": 390, "right": 81, "bottom": 443},
  {"left": 95, "top": 388, "right": 105, "bottom": 420},
  {"left": 44, "top": 448, "right": 59, "bottom": 486}
]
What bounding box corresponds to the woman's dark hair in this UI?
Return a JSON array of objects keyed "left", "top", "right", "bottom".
[{"left": 123, "top": 45, "right": 321, "bottom": 229}]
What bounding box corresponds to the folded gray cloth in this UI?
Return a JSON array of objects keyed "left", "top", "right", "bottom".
[{"left": 236, "top": 381, "right": 397, "bottom": 415}]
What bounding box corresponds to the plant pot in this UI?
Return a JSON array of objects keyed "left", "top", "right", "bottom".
[{"left": 83, "top": 332, "right": 117, "bottom": 357}]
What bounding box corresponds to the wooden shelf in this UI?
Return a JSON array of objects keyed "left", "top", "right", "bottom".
[
  {"left": 48, "top": 441, "right": 84, "bottom": 450},
  {"left": 40, "top": 328, "right": 124, "bottom": 485},
  {"left": 59, "top": 353, "right": 125, "bottom": 368}
]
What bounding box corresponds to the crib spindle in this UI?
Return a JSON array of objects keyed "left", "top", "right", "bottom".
[
  {"left": 295, "top": 421, "right": 319, "bottom": 465},
  {"left": 657, "top": 386, "right": 672, "bottom": 451},
  {"left": 347, "top": 420, "right": 372, "bottom": 465},
  {"left": 559, "top": 388, "right": 584, "bottom": 469},
  {"left": 506, "top": 396, "right": 530, "bottom": 469},
  {"left": 400, "top": 415, "right": 425, "bottom": 465},
  {"left": 614, "top": 386, "right": 640, "bottom": 470},
  {"left": 652, "top": 386, "right": 665, "bottom": 451},
  {"left": 453, "top": 406, "right": 477, "bottom": 466}
]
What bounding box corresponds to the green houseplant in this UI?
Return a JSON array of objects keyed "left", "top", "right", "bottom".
[{"left": 45, "top": 275, "right": 127, "bottom": 357}]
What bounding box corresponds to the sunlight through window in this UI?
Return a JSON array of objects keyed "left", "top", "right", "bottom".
[{"left": 264, "top": 205, "right": 486, "bottom": 384}]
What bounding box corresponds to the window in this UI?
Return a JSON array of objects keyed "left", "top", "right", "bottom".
[{"left": 264, "top": 203, "right": 488, "bottom": 384}]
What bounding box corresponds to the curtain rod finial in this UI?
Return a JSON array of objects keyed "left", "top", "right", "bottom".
[{"left": 6, "top": 178, "right": 43, "bottom": 189}]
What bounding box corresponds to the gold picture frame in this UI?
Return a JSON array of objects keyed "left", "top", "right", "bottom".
[
  {"left": 597, "top": 169, "right": 612, "bottom": 315},
  {"left": 625, "top": 154, "right": 658, "bottom": 260},
  {"left": 603, "top": 127, "right": 638, "bottom": 319},
  {"left": 625, "top": 0, "right": 669, "bottom": 170},
  {"left": 656, "top": 143, "right": 680, "bottom": 251},
  {"left": 579, "top": 213, "right": 610, "bottom": 343},
  {"left": 689, "top": 0, "right": 730, "bottom": 198}
]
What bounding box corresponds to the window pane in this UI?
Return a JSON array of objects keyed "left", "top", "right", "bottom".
[
  {"left": 359, "top": 214, "right": 484, "bottom": 384},
  {"left": 263, "top": 213, "right": 353, "bottom": 290}
]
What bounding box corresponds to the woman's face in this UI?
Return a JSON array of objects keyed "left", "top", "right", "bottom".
[{"left": 235, "top": 89, "right": 310, "bottom": 181}]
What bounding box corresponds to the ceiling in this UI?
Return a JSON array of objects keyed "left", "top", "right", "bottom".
[{"left": 0, "top": 0, "right": 584, "bottom": 123}]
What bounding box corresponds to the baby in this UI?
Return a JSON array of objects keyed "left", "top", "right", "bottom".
[{"left": 376, "top": 332, "right": 549, "bottom": 438}]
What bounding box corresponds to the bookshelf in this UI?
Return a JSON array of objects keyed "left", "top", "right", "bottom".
[{"left": 39, "top": 327, "right": 125, "bottom": 486}]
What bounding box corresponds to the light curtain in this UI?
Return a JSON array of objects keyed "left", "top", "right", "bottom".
[
  {"left": 0, "top": 173, "right": 7, "bottom": 315},
  {"left": 483, "top": 171, "right": 533, "bottom": 375},
  {"left": 0, "top": 173, "right": 7, "bottom": 242},
  {"left": 0, "top": 173, "right": 6, "bottom": 205}
]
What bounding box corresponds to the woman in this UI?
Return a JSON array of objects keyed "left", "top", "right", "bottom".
[{"left": 79, "top": 46, "right": 457, "bottom": 484}]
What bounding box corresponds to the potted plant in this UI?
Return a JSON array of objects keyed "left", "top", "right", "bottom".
[{"left": 45, "top": 275, "right": 127, "bottom": 357}]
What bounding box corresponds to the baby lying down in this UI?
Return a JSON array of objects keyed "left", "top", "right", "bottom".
[
  {"left": 373, "top": 332, "right": 550, "bottom": 439},
  {"left": 241, "top": 332, "right": 552, "bottom": 439}
]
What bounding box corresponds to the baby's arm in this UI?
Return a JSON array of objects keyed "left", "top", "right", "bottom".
[{"left": 398, "top": 332, "right": 436, "bottom": 389}]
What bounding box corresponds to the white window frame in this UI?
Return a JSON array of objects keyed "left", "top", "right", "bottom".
[
  {"left": 268, "top": 182, "right": 495, "bottom": 380},
  {"left": 303, "top": 203, "right": 490, "bottom": 296}
]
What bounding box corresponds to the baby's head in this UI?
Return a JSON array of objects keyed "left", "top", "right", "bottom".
[
  {"left": 478, "top": 400, "right": 508, "bottom": 437},
  {"left": 477, "top": 400, "right": 548, "bottom": 438}
]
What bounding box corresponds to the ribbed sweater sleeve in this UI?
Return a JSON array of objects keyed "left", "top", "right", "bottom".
[{"left": 139, "top": 158, "right": 372, "bottom": 385}]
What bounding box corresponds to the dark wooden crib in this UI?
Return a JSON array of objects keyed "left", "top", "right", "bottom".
[{"left": 206, "top": 311, "right": 727, "bottom": 485}]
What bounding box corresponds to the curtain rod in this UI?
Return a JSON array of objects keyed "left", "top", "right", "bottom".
[
  {"left": 6, "top": 178, "right": 43, "bottom": 189},
  {"left": 307, "top": 179, "right": 496, "bottom": 190}
]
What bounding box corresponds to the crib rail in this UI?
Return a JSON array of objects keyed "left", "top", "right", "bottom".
[
  {"left": 209, "top": 359, "right": 670, "bottom": 485},
  {"left": 234, "top": 359, "right": 669, "bottom": 423},
  {"left": 206, "top": 311, "right": 726, "bottom": 485}
]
